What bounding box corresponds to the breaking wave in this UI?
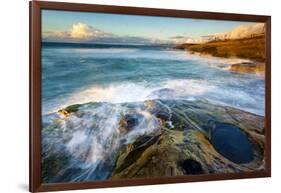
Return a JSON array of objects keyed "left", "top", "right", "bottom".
[{"left": 44, "top": 78, "right": 264, "bottom": 116}]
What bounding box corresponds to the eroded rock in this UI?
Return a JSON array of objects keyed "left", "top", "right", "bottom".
[
  {"left": 111, "top": 99, "right": 265, "bottom": 179},
  {"left": 230, "top": 62, "right": 265, "bottom": 74},
  {"left": 43, "top": 99, "right": 265, "bottom": 182}
]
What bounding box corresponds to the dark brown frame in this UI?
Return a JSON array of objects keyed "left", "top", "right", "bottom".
[{"left": 30, "top": 1, "right": 271, "bottom": 192}]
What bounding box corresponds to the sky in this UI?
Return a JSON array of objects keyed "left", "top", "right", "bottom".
[{"left": 42, "top": 10, "right": 261, "bottom": 44}]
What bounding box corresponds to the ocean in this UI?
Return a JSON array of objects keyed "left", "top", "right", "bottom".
[{"left": 42, "top": 42, "right": 265, "bottom": 116}]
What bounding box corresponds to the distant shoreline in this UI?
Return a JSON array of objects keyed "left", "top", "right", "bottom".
[
  {"left": 41, "top": 41, "right": 174, "bottom": 48},
  {"left": 175, "top": 35, "right": 265, "bottom": 74}
]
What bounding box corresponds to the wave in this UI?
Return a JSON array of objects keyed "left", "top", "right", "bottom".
[
  {"left": 45, "top": 80, "right": 210, "bottom": 112},
  {"left": 184, "top": 51, "right": 255, "bottom": 71},
  {"left": 43, "top": 78, "right": 264, "bottom": 116}
]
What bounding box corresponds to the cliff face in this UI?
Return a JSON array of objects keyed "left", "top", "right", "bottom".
[{"left": 176, "top": 36, "right": 265, "bottom": 62}]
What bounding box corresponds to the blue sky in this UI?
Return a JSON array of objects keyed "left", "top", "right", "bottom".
[{"left": 42, "top": 10, "right": 258, "bottom": 43}]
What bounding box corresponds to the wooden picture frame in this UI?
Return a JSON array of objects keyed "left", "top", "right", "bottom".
[{"left": 30, "top": 1, "right": 271, "bottom": 192}]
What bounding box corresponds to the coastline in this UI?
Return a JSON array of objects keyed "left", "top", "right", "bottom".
[
  {"left": 175, "top": 35, "right": 265, "bottom": 74},
  {"left": 185, "top": 51, "right": 265, "bottom": 75}
]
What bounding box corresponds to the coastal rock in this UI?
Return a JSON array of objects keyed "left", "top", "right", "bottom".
[
  {"left": 58, "top": 104, "right": 82, "bottom": 116},
  {"left": 230, "top": 62, "right": 265, "bottom": 74},
  {"left": 175, "top": 35, "right": 265, "bottom": 63},
  {"left": 111, "top": 99, "right": 265, "bottom": 179},
  {"left": 42, "top": 99, "right": 265, "bottom": 182},
  {"left": 174, "top": 43, "right": 197, "bottom": 50},
  {"left": 118, "top": 114, "right": 144, "bottom": 134}
]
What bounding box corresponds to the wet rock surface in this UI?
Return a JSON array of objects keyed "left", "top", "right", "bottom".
[
  {"left": 42, "top": 99, "right": 265, "bottom": 182},
  {"left": 230, "top": 62, "right": 265, "bottom": 74},
  {"left": 111, "top": 99, "right": 264, "bottom": 179}
]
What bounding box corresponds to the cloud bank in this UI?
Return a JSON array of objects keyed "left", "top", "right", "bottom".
[{"left": 43, "top": 23, "right": 167, "bottom": 45}]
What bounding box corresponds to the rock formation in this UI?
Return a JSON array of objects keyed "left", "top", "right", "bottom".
[{"left": 42, "top": 99, "right": 265, "bottom": 182}]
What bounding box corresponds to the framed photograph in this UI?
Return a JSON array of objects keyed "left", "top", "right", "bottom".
[{"left": 30, "top": 1, "right": 271, "bottom": 192}]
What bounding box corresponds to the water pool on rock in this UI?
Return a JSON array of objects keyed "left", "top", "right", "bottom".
[{"left": 210, "top": 123, "right": 254, "bottom": 164}]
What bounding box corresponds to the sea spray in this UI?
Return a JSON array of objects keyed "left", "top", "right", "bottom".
[{"left": 42, "top": 101, "right": 161, "bottom": 182}]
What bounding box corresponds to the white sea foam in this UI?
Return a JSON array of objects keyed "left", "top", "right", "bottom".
[
  {"left": 46, "top": 79, "right": 212, "bottom": 113},
  {"left": 184, "top": 51, "right": 253, "bottom": 70},
  {"left": 44, "top": 71, "right": 264, "bottom": 116},
  {"left": 65, "top": 83, "right": 155, "bottom": 105},
  {"left": 164, "top": 79, "right": 216, "bottom": 96},
  {"left": 49, "top": 102, "right": 160, "bottom": 165}
]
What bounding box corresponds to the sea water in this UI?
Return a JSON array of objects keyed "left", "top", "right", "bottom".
[{"left": 42, "top": 42, "right": 265, "bottom": 116}]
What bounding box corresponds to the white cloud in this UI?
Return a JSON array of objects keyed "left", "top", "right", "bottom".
[
  {"left": 43, "top": 23, "right": 110, "bottom": 41},
  {"left": 70, "top": 23, "right": 107, "bottom": 39}
]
